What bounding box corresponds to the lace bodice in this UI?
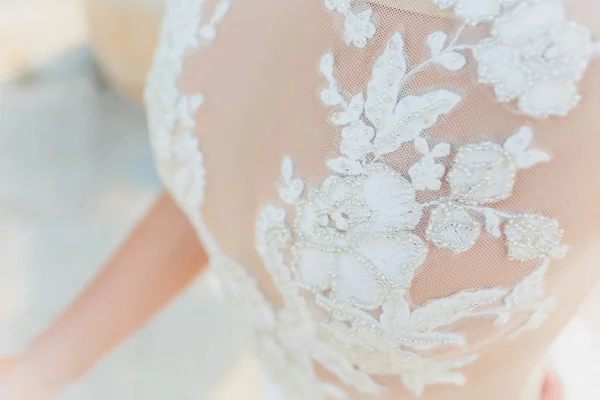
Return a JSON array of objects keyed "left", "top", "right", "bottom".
[{"left": 145, "top": 0, "right": 600, "bottom": 398}]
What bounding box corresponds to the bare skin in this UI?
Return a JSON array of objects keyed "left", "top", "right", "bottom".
[{"left": 0, "top": 192, "right": 208, "bottom": 399}]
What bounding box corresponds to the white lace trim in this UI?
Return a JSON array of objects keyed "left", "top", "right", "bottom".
[{"left": 145, "top": 0, "right": 228, "bottom": 254}]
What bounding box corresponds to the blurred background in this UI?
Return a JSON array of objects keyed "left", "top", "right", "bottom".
[
  {"left": 0, "top": 0, "right": 598, "bottom": 399},
  {"left": 0, "top": 0, "right": 260, "bottom": 399}
]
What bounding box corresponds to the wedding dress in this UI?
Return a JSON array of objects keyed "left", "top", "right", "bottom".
[{"left": 144, "top": 0, "right": 600, "bottom": 398}]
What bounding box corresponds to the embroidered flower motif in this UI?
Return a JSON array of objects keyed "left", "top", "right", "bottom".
[
  {"left": 434, "top": 0, "right": 519, "bottom": 25},
  {"left": 293, "top": 164, "right": 427, "bottom": 308},
  {"left": 426, "top": 202, "right": 481, "bottom": 252},
  {"left": 323, "top": 0, "right": 376, "bottom": 48},
  {"left": 343, "top": 9, "right": 376, "bottom": 48},
  {"left": 409, "top": 137, "right": 451, "bottom": 191},
  {"left": 473, "top": 0, "right": 594, "bottom": 118},
  {"left": 504, "top": 214, "right": 568, "bottom": 261}
]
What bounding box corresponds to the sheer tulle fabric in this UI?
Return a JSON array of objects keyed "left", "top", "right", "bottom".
[{"left": 145, "top": 0, "right": 600, "bottom": 399}]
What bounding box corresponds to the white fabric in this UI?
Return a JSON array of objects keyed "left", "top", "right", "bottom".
[{"left": 145, "top": 0, "right": 600, "bottom": 399}]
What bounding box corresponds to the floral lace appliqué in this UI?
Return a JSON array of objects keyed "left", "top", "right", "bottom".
[
  {"left": 254, "top": 30, "right": 569, "bottom": 397},
  {"left": 434, "top": 0, "right": 596, "bottom": 118}
]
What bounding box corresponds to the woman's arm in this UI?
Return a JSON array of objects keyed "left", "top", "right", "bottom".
[{"left": 1, "top": 191, "right": 208, "bottom": 398}]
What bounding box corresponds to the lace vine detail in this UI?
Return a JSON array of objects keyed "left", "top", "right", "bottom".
[
  {"left": 324, "top": 0, "right": 376, "bottom": 48},
  {"left": 145, "top": 0, "right": 231, "bottom": 219},
  {"left": 254, "top": 28, "right": 569, "bottom": 397}
]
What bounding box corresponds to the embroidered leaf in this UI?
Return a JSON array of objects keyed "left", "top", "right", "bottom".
[
  {"left": 503, "top": 259, "right": 549, "bottom": 311},
  {"left": 427, "top": 31, "right": 448, "bottom": 56},
  {"left": 320, "top": 53, "right": 344, "bottom": 106},
  {"left": 433, "top": 52, "right": 467, "bottom": 71},
  {"left": 374, "top": 90, "right": 462, "bottom": 156},
  {"left": 508, "top": 298, "right": 557, "bottom": 340},
  {"left": 327, "top": 157, "right": 365, "bottom": 175},
  {"left": 321, "top": 88, "right": 344, "bottom": 106},
  {"left": 426, "top": 202, "right": 481, "bottom": 253},
  {"left": 380, "top": 293, "right": 466, "bottom": 350},
  {"left": 483, "top": 208, "right": 502, "bottom": 238},
  {"left": 409, "top": 288, "right": 507, "bottom": 331},
  {"left": 431, "top": 142, "right": 451, "bottom": 158},
  {"left": 365, "top": 32, "right": 407, "bottom": 129},
  {"left": 281, "top": 156, "right": 294, "bottom": 182},
  {"left": 320, "top": 53, "right": 336, "bottom": 78},
  {"left": 513, "top": 149, "right": 551, "bottom": 169}
]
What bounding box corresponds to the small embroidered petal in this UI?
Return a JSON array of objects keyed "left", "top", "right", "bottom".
[
  {"left": 333, "top": 253, "right": 384, "bottom": 308},
  {"left": 447, "top": 142, "right": 517, "bottom": 204},
  {"left": 503, "top": 126, "right": 551, "bottom": 169},
  {"left": 427, "top": 202, "right": 481, "bottom": 253},
  {"left": 278, "top": 157, "right": 305, "bottom": 204},
  {"left": 327, "top": 157, "right": 365, "bottom": 175},
  {"left": 324, "top": 0, "right": 350, "bottom": 12},
  {"left": 380, "top": 291, "right": 411, "bottom": 332},
  {"left": 358, "top": 165, "right": 423, "bottom": 231},
  {"left": 433, "top": 52, "right": 467, "bottom": 71},
  {"left": 293, "top": 247, "right": 336, "bottom": 291},
  {"left": 281, "top": 156, "right": 294, "bottom": 182},
  {"left": 427, "top": 31, "right": 448, "bottom": 56},
  {"left": 504, "top": 215, "right": 566, "bottom": 261},
  {"left": 321, "top": 88, "right": 345, "bottom": 106},
  {"left": 513, "top": 149, "right": 551, "bottom": 169},
  {"left": 409, "top": 157, "right": 446, "bottom": 191},
  {"left": 483, "top": 208, "right": 502, "bottom": 238}
]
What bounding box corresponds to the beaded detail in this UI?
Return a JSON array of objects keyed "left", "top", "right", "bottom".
[{"left": 145, "top": 0, "right": 598, "bottom": 398}]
